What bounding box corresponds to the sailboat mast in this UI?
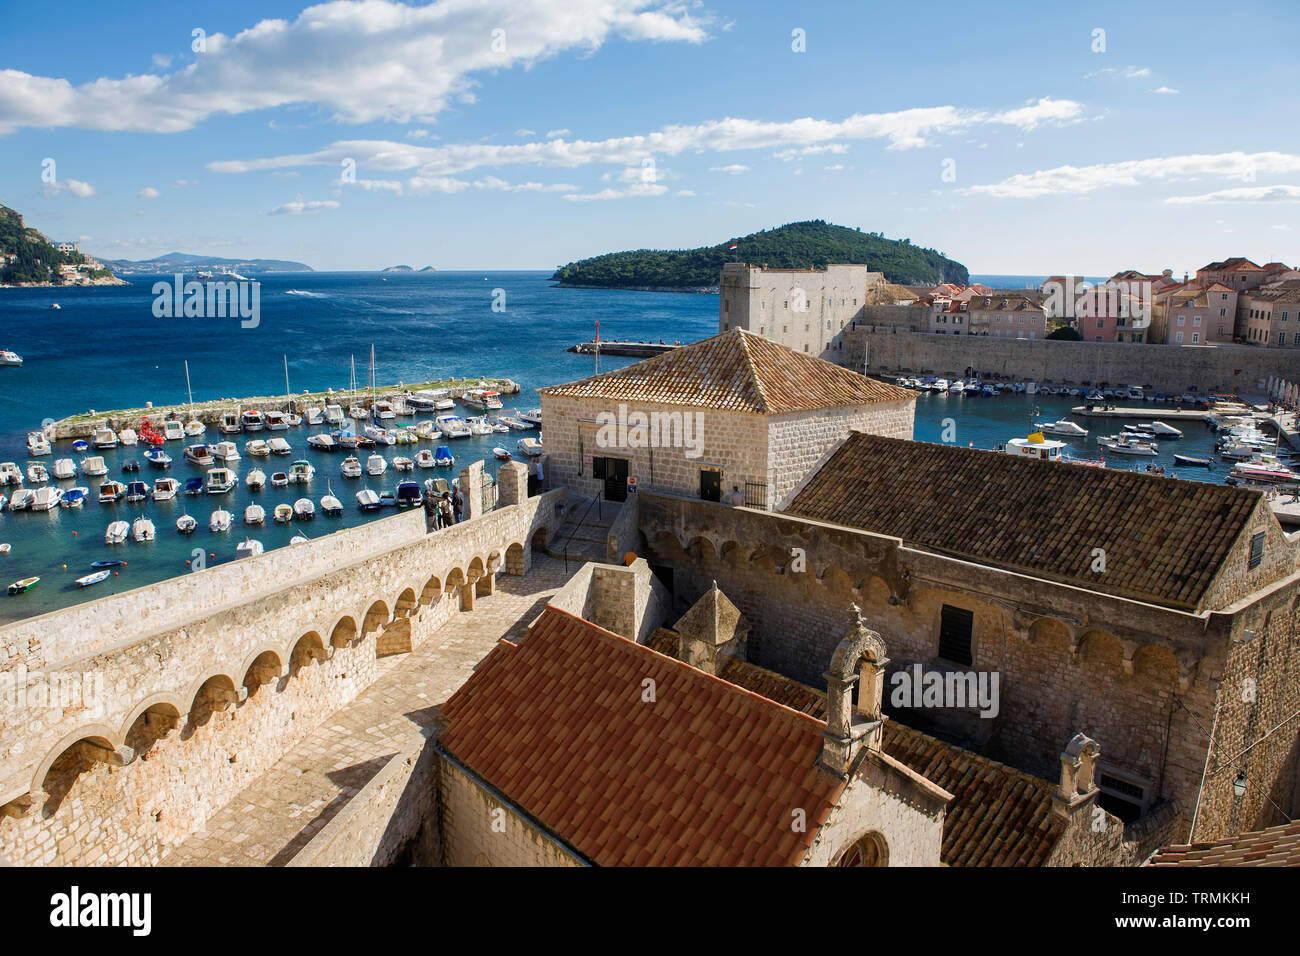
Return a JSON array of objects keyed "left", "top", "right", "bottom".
[{"left": 184, "top": 360, "right": 194, "bottom": 413}]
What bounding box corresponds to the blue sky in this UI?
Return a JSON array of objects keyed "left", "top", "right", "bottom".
[{"left": 1, "top": 0, "right": 1297, "bottom": 274}]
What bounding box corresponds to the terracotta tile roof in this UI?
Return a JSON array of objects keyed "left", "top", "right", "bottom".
[
  {"left": 649, "top": 629, "right": 1064, "bottom": 866},
  {"left": 1147, "top": 821, "right": 1300, "bottom": 866},
  {"left": 786, "top": 432, "right": 1262, "bottom": 610},
  {"left": 439, "top": 606, "right": 848, "bottom": 866},
  {"left": 1200, "top": 257, "right": 1263, "bottom": 272},
  {"left": 538, "top": 327, "right": 913, "bottom": 414}
]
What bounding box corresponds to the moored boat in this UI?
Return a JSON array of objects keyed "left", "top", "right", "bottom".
[
  {"left": 163, "top": 420, "right": 185, "bottom": 441},
  {"left": 125, "top": 480, "right": 151, "bottom": 503},
  {"left": 92, "top": 428, "right": 119, "bottom": 449},
  {"left": 27, "top": 431, "right": 51, "bottom": 456},
  {"left": 270, "top": 472, "right": 290, "bottom": 488},
  {"left": 340, "top": 456, "right": 362, "bottom": 478},
  {"left": 516, "top": 437, "right": 543, "bottom": 457},
  {"left": 31, "top": 487, "right": 61, "bottom": 511},
  {"left": 209, "top": 509, "right": 233, "bottom": 532},
  {"left": 246, "top": 469, "right": 267, "bottom": 491},
  {"left": 205, "top": 468, "right": 238, "bottom": 494},
  {"left": 105, "top": 520, "right": 129, "bottom": 544},
  {"left": 268, "top": 437, "right": 292, "bottom": 455},
  {"left": 52, "top": 458, "right": 77, "bottom": 480},
  {"left": 356, "top": 489, "right": 381, "bottom": 511},
  {"left": 0, "top": 462, "right": 24, "bottom": 486},
  {"left": 244, "top": 504, "right": 266, "bottom": 525},
  {"left": 153, "top": 477, "right": 179, "bottom": 500},
  {"left": 434, "top": 445, "right": 455, "bottom": 467},
  {"left": 7, "top": 576, "right": 39, "bottom": 594},
  {"left": 8, "top": 489, "right": 35, "bottom": 511},
  {"left": 294, "top": 497, "right": 316, "bottom": 519},
  {"left": 395, "top": 481, "right": 423, "bottom": 508},
  {"left": 143, "top": 449, "right": 172, "bottom": 469},
  {"left": 212, "top": 441, "right": 241, "bottom": 462},
  {"left": 176, "top": 514, "right": 197, "bottom": 534},
  {"left": 81, "top": 455, "right": 108, "bottom": 476},
  {"left": 274, "top": 503, "right": 294, "bottom": 524},
  {"left": 289, "top": 460, "right": 315, "bottom": 483},
  {"left": 236, "top": 538, "right": 264, "bottom": 559},
  {"left": 77, "top": 570, "right": 111, "bottom": 588},
  {"left": 97, "top": 480, "right": 126, "bottom": 503},
  {"left": 60, "top": 487, "right": 89, "bottom": 508},
  {"left": 245, "top": 439, "right": 271, "bottom": 457},
  {"left": 493, "top": 446, "right": 511, "bottom": 460},
  {"left": 241, "top": 409, "right": 265, "bottom": 432},
  {"left": 184, "top": 444, "right": 214, "bottom": 466},
  {"left": 1173, "top": 454, "right": 1213, "bottom": 467},
  {"left": 132, "top": 516, "right": 155, "bottom": 541},
  {"left": 1035, "top": 419, "right": 1088, "bottom": 438},
  {"left": 366, "top": 454, "right": 387, "bottom": 477}
]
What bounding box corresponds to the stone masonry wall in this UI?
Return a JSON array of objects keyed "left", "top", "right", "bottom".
[
  {"left": 436, "top": 754, "right": 583, "bottom": 866},
  {"left": 848, "top": 328, "right": 1300, "bottom": 394}
]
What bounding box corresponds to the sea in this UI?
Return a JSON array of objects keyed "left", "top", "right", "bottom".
[{"left": 0, "top": 271, "right": 1230, "bottom": 624}]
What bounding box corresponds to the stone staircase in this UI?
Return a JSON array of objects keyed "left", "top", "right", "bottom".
[{"left": 547, "top": 497, "right": 620, "bottom": 565}]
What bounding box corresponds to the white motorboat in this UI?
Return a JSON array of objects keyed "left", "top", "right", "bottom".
[
  {"left": 209, "top": 509, "right": 233, "bottom": 532},
  {"left": 176, "top": 514, "right": 197, "bottom": 534},
  {"left": 92, "top": 428, "right": 119, "bottom": 449},
  {"left": 8, "top": 489, "right": 35, "bottom": 511},
  {"left": 356, "top": 489, "right": 381, "bottom": 511},
  {"left": 294, "top": 498, "right": 316, "bottom": 519},
  {"left": 306, "top": 406, "right": 325, "bottom": 426},
  {"left": 118, "top": 428, "right": 138, "bottom": 446},
  {"left": 414, "top": 420, "right": 441, "bottom": 440},
  {"left": 212, "top": 441, "right": 241, "bottom": 462},
  {"left": 270, "top": 472, "right": 289, "bottom": 489},
  {"left": 184, "top": 443, "right": 214, "bottom": 466},
  {"left": 246, "top": 439, "right": 271, "bottom": 457},
  {"left": 60, "top": 487, "right": 89, "bottom": 508},
  {"left": 341, "top": 456, "right": 363, "bottom": 478},
  {"left": 372, "top": 400, "right": 397, "bottom": 421},
  {"left": 364, "top": 423, "right": 395, "bottom": 446},
  {"left": 52, "top": 458, "right": 77, "bottom": 480},
  {"left": 219, "top": 411, "right": 242, "bottom": 434},
  {"left": 274, "top": 503, "right": 293, "bottom": 524},
  {"left": 77, "top": 570, "right": 112, "bottom": 588},
  {"left": 307, "top": 433, "right": 337, "bottom": 451},
  {"left": 289, "top": 460, "right": 315, "bottom": 483},
  {"left": 1004, "top": 436, "right": 1067, "bottom": 462},
  {"left": 124, "top": 480, "right": 151, "bottom": 503},
  {"left": 241, "top": 409, "right": 265, "bottom": 432},
  {"left": 497, "top": 415, "right": 531, "bottom": 431},
  {"left": 205, "top": 468, "right": 238, "bottom": 494},
  {"left": 366, "top": 454, "right": 388, "bottom": 477},
  {"left": 26, "top": 463, "right": 49, "bottom": 484},
  {"left": 244, "top": 504, "right": 266, "bottom": 525},
  {"left": 1098, "top": 435, "right": 1158, "bottom": 456},
  {"left": 325, "top": 404, "right": 345, "bottom": 425},
  {"left": 105, "top": 520, "right": 130, "bottom": 544},
  {"left": 163, "top": 421, "right": 185, "bottom": 441},
  {"left": 519, "top": 408, "right": 542, "bottom": 426},
  {"left": 153, "top": 477, "right": 179, "bottom": 501},
  {"left": 466, "top": 416, "right": 494, "bottom": 437},
  {"left": 516, "top": 437, "right": 543, "bottom": 458},
  {"left": 268, "top": 437, "right": 292, "bottom": 455},
  {"left": 1141, "top": 421, "right": 1183, "bottom": 438},
  {"left": 97, "top": 480, "right": 125, "bottom": 503},
  {"left": 1035, "top": 419, "right": 1089, "bottom": 438},
  {"left": 321, "top": 490, "right": 343, "bottom": 516},
  {"left": 0, "top": 350, "right": 23, "bottom": 367},
  {"left": 0, "top": 462, "right": 23, "bottom": 486},
  {"left": 246, "top": 468, "right": 267, "bottom": 490},
  {"left": 184, "top": 419, "right": 206, "bottom": 437},
  {"left": 349, "top": 404, "right": 369, "bottom": 420},
  {"left": 435, "top": 415, "right": 472, "bottom": 439},
  {"left": 393, "top": 456, "right": 415, "bottom": 472},
  {"left": 132, "top": 517, "right": 155, "bottom": 541},
  {"left": 27, "top": 432, "right": 51, "bottom": 456},
  {"left": 416, "top": 449, "right": 436, "bottom": 469},
  {"left": 31, "top": 486, "right": 61, "bottom": 511},
  {"left": 236, "top": 538, "right": 264, "bottom": 559},
  {"left": 265, "top": 410, "right": 288, "bottom": 431},
  {"left": 392, "top": 427, "right": 418, "bottom": 445},
  {"left": 461, "top": 388, "right": 503, "bottom": 411},
  {"left": 80, "top": 456, "right": 108, "bottom": 477}
]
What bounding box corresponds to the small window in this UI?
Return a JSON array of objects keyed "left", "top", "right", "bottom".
[
  {"left": 1248, "top": 532, "right": 1265, "bottom": 570},
  {"left": 937, "top": 604, "right": 974, "bottom": 666},
  {"left": 1097, "top": 772, "right": 1147, "bottom": 824}
]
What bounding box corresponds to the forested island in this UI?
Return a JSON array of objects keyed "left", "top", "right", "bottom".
[
  {"left": 0, "top": 204, "right": 122, "bottom": 286},
  {"left": 550, "top": 220, "right": 968, "bottom": 291}
]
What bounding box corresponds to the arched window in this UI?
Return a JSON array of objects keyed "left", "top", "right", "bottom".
[{"left": 835, "top": 832, "right": 888, "bottom": 867}]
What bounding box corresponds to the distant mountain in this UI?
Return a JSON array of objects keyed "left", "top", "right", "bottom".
[
  {"left": 551, "top": 219, "right": 969, "bottom": 291},
  {"left": 382, "top": 265, "right": 414, "bottom": 272},
  {"left": 99, "top": 252, "right": 313, "bottom": 274},
  {"left": 417, "top": 266, "right": 437, "bottom": 272}
]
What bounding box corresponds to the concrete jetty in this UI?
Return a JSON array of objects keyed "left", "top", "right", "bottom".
[
  {"left": 567, "top": 341, "right": 678, "bottom": 357},
  {"left": 1070, "top": 405, "right": 1211, "bottom": 422},
  {"left": 46, "top": 377, "right": 522, "bottom": 441}
]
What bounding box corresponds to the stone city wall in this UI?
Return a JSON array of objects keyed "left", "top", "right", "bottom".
[{"left": 847, "top": 328, "right": 1300, "bottom": 394}]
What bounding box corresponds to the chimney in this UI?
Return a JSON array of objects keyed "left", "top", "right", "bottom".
[
  {"left": 1053, "top": 732, "right": 1101, "bottom": 818},
  {"left": 673, "top": 581, "right": 750, "bottom": 675},
  {"left": 821, "top": 605, "right": 888, "bottom": 778}
]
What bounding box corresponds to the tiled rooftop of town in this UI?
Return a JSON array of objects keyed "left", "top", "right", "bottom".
[{"left": 538, "top": 327, "right": 913, "bottom": 414}]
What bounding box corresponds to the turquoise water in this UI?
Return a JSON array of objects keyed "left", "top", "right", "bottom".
[{"left": 0, "top": 272, "right": 1229, "bottom": 623}]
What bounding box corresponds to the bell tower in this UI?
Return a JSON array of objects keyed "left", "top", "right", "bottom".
[{"left": 820, "top": 604, "right": 889, "bottom": 778}]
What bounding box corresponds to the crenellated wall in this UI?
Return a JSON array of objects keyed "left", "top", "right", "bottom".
[{"left": 0, "top": 489, "right": 562, "bottom": 865}]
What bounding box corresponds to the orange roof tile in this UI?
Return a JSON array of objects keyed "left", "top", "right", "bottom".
[
  {"left": 1148, "top": 821, "right": 1300, "bottom": 866},
  {"left": 538, "top": 327, "right": 913, "bottom": 414},
  {"left": 786, "top": 433, "right": 1263, "bottom": 610},
  {"left": 439, "top": 606, "right": 848, "bottom": 866}
]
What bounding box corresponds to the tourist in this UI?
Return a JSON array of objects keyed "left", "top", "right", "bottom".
[
  {"left": 452, "top": 489, "right": 463, "bottom": 523},
  {"left": 728, "top": 485, "right": 744, "bottom": 507}
]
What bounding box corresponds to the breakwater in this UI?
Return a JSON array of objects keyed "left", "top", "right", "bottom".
[
  {"left": 567, "top": 341, "right": 679, "bottom": 357},
  {"left": 846, "top": 328, "right": 1300, "bottom": 396},
  {"left": 45, "top": 378, "right": 521, "bottom": 441}
]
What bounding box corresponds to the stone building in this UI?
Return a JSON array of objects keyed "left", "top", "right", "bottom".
[
  {"left": 1238, "top": 283, "right": 1300, "bottom": 347},
  {"left": 435, "top": 600, "right": 951, "bottom": 866},
  {"left": 719, "top": 262, "right": 886, "bottom": 358},
  {"left": 634, "top": 432, "right": 1300, "bottom": 857},
  {"left": 537, "top": 327, "right": 914, "bottom": 511},
  {"left": 964, "top": 294, "right": 1048, "bottom": 339},
  {"left": 1149, "top": 282, "right": 1238, "bottom": 345}
]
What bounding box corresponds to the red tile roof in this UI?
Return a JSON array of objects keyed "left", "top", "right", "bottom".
[
  {"left": 1147, "top": 821, "right": 1300, "bottom": 866},
  {"left": 439, "top": 606, "right": 849, "bottom": 866},
  {"left": 786, "top": 432, "right": 1263, "bottom": 610},
  {"left": 538, "top": 327, "right": 913, "bottom": 414}
]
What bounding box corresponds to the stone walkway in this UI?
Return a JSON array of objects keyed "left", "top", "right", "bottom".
[{"left": 162, "top": 554, "right": 572, "bottom": 866}]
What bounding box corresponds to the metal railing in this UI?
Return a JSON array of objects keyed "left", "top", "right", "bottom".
[
  {"left": 561, "top": 491, "right": 603, "bottom": 573},
  {"left": 744, "top": 480, "right": 769, "bottom": 510}
]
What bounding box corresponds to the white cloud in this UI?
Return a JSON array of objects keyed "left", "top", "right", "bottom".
[
  {"left": 267, "top": 197, "right": 340, "bottom": 215},
  {"left": 1152, "top": 86, "right": 1179, "bottom": 95},
  {"left": 44, "top": 178, "right": 95, "bottom": 197},
  {"left": 563, "top": 183, "right": 669, "bottom": 201},
  {"left": 1165, "top": 184, "right": 1300, "bottom": 205},
  {"left": 337, "top": 174, "right": 576, "bottom": 196},
  {"left": 151, "top": 54, "right": 173, "bottom": 70},
  {"left": 545, "top": 128, "right": 571, "bottom": 139},
  {"left": 210, "top": 97, "right": 1085, "bottom": 185},
  {"left": 1085, "top": 65, "right": 1151, "bottom": 80},
  {"left": 1273, "top": 224, "right": 1293, "bottom": 231},
  {"left": 675, "top": 189, "right": 695, "bottom": 197},
  {"left": 824, "top": 164, "right": 845, "bottom": 171},
  {"left": 0, "top": 0, "right": 712, "bottom": 136},
  {"left": 515, "top": 128, "right": 535, "bottom": 137},
  {"left": 174, "top": 179, "right": 198, "bottom": 187},
  {"left": 774, "top": 144, "right": 848, "bottom": 161},
  {"left": 709, "top": 164, "right": 749, "bottom": 174},
  {"left": 405, "top": 129, "right": 432, "bottom": 140},
  {"left": 966, "top": 151, "right": 1300, "bottom": 199},
  {"left": 137, "top": 186, "right": 161, "bottom": 199}
]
